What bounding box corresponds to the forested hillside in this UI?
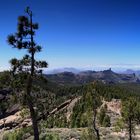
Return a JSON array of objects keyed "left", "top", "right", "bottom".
[{"left": 1, "top": 70, "right": 140, "bottom": 139}]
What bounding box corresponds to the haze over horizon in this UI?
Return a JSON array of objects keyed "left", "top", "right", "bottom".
[{"left": 0, "top": 0, "right": 140, "bottom": 71}]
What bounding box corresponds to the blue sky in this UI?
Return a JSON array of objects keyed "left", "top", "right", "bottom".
[{"left": 0, "top": 0, "right": 140, "bottom": 71}]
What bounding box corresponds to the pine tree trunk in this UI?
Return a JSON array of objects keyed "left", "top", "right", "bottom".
[
  {"left": 27, "top": 98, "right": 39, "bottom": 140},
  {"left": 93, "top": 109, "right": 100, "bottom": 140},
  {"left": 26, "top": 76, "right": 39, "bottom": 140},
  {"left": 129, "top": 117, "right": 132, "bottom": 140}
]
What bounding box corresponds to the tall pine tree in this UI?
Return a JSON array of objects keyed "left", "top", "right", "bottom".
[{"left": 7, "top": 7, "right": 47, "bottom": 140}]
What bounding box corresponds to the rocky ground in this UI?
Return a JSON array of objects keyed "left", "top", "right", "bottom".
[
  {"left": 2, "top": 127, "right": 139, "bottom": 140},
  {"left": 1, "top": 99, "right": 140, "bottom": 139}
]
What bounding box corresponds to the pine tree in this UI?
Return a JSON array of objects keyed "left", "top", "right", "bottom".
[
  {"left": 89, "top": 84, "right": 102, "bottom": 140},
  {"left": 121, "top": 97, "right": 137, "bottom": 140},
  {"left": 7, "top": 7, "right": 47, "bottom": 140}
]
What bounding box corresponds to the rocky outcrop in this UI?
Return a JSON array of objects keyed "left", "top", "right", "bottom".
[
  {"left": 0, "top": 111, "right": 22, "bottom": 130},
  {"left": 106, "top": 99, "right": 121, "bottom": 115},
  {"left": 0, "top": 97, "right": 80, "bottom": 131},
  {"left": 101, "top": 99, "right": 122, "bottom": 126},
  {"left": 0, "top": 111, "right": 32, "bottom": 131}
]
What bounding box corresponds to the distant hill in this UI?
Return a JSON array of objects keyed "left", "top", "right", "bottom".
[
  {"left": 46, "top": 69, "right": 140, "bottom": 86},
  {"left": 122, "top": 69, "right": 140, "bottom": 77},
  {"left": 44, "top": 68, "right": 81, "bottom": 74}
]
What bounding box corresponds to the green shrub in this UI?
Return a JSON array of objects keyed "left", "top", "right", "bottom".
[
  {"left": 98, "top": 107, "right": 111, "bottom": 127},
  {"left": 40, "top": 133, "right": 60, "bottom": 140},
  {"left": 102, "top": 115, "right": 111, "bottom": 127},
  {"left": 2, "top": 127, "right": 32, "bottom": 140},
  {"left": 114, "top": 118, "right": 125, "bottom": 132},
  {"left": 20, "top": 108, "right": 30, "bottom": 119},
  {"left": 81, "top": 128, "right": 96, "bottom": 140}
]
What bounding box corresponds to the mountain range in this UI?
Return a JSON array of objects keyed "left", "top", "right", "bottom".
[
  {"left": 46, "top": 68, "right": 140, "bottom": 86},
  {"left": 45, "top": 67, "right": 140, "bottom": 74},
  {"left": 45, "top": 68, "right": 81, "bottom": 74}
]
